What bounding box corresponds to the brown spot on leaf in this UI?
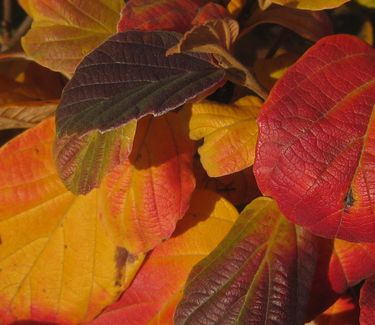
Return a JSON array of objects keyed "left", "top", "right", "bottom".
[{"left": 115, "top": 247, "right": 129, "bottom": 287}]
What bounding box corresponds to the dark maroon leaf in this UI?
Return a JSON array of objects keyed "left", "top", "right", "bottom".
[{"left": 56, "top": 30, "right": 226, "bottom": 137}]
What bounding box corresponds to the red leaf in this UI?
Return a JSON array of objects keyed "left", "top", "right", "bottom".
[
  {"left": 360, "top": 276, "right": 375, "bottom": 324},
  {"left": 191, "top": 3, "right": 229, "bottom": 26},
  {"left": 117, "top": 0, "right": 204, "bottom": 33},
  {"left": 254, "top": 35, "right": 375, "bottom": 241}
]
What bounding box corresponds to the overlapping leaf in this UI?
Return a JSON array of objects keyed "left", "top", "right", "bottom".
[
  {"left": 241, "top": 5, "right": 333, "bottom": 42},
  {"left": 306, "top": 238, "right": 375, "bottom": 319},
  {"left": 0, "top": 118, "right": 143, "bottom": 324},
  {"left": 55, "top": 30, "right": 225, "bottom": 193},
  {"left": 88, "top": 190, "right": 238, "bottom": 325},
  {"left": 174, "top": 197, "right": 318, "bottom": 324},
  {"left": 187, "top": 96, "right": 261, "bottom": 177},
  {"left": 254, "top": 35, "right": 375, "bottom": 241},
  {"left": 19, "top": 0, "right": 123, "bottom": 76},
  {"left": 97, "top": 113, "right": 196, "bottom": 254},
  {"left": 56, "top": 30, "right": 226, "bottom": 138}
]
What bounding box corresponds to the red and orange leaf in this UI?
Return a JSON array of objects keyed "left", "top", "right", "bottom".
[
  {"left": 19, "top": 0, "right": 123, "bottom": 76},
  {"left": 187, "top": 96, "right": 261, "bottom": 177},
  {"left": 254, "top": 35, "right": 375, "bottom": 242},
  {"left": 117, "top": 0, "right": 204, "bottom": 33},
  {"left": 98, "top": 112, "right": 196, "bottom": 254},
  {"left": 0, "top": 118, "right": 143, "bottom": 324},
  {"left": 191, "top": 3, "right": 229, "bottom": 26},
  {"left": 174, "top": 197, "right": 318, "bottom": 324},
  {"left": 88, "top": 190, "right": 238, "bottom": 325},
  {"left": 312, "top": 295, "right": 359, "bottom": 325}
]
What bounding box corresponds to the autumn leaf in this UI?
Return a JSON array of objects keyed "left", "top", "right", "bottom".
[
  {"left": 167, "top": 19, "right": 267, "bottom": 99},
  {"left": 88, "top": 190, "right": 238, "bottom": 325},
  {"left": 19, "top": 0, "right": 123, "bottom": 76},
  {"left": 191, "top": 3, "right": 229, "bottom": 26},
  {"left": 0, "top": 58, "right": 64, "bottom": 129},
  {"left": 260, "top": 0, "right": 350, "bottom": 10},
  {"left": 56, "top": 30, "right": 226, "bottom": 138},
  {"left": 356, "top": 0, "right": 375, "bottom": 8},
  {"left": 54, "top": 122, "right": 137, "bottom": 194},
  {"left": 117, "top": 0, "right": 204, "bottom": 33},
  {"left": 187, "top": 96, "right": 261, "bottom": 177},
  {"left": 306, "top": 238, "right": 375, "bottom": 320},
  {"left": 97, "top": 113, "right": 196, "bottom": 254},
  {"left": 0, "top": 118, "right": 143, "bottom": 324},
  {"left": 174, "top": 197, "right": 318, "bottom": 324},
  {"left": 167, "top": 18, "right": 239, "bottom": 55},
  {"left": 360, "top": 275, "right": 375, "bottom": 324},
  {"left": 241, "top": 5, "right": 333, "bottom": 42},
  {"left": 226, "top": 0, "right": 247, "bottom": 18},
  {"left": 254, "top": 35, "right": 375, "bottom": 242}
]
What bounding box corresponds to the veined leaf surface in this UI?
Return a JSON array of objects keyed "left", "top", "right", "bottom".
[
  {"left": 88, "top": 190, "right": 238, "bottom": 325},
  {"left": 187, "top": 96, "right": 261, "bottom": 176},
  {"left": 174, "top": 197, "right": 318, "bottom": 325},
  {"left": 98, "top": 113, "right": 196, "bottom": 254},
  {"left": 19, "top": 0, "right": 123, "bottom": 76},
  {"left": 117, "top": 0, "right": 205, "bottom": 33},
  {"left": 0, "top": 118, "right": 143, "bottom": 324},
  {"left": 254, "top": 35, "right": 375, "bottom": 242},
  {"left": 56, "top": 30, "right": 226, "bottom": 137}
]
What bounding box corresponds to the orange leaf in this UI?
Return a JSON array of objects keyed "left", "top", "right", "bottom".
[
  {"left": 87, "top": 190, "right": 238, "bottom": 325},
  {"left": 98, "top": 113, "right": 196, "bottom": 254},
  {"left": 187, "top": 96, "right": 261, "bottom": 177},
  {"left": 19, "top": 0, "right": 123, "bottom": 76},
  {"left": 0, "top": 118, "right": 143, "bottom": 324}
]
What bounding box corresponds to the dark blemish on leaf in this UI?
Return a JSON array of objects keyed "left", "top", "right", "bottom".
[
  {"left": 0, "top": 235, "right": 2, "bottom": 245},
  {"left": 115, "top": 246, "right": 129, "bottom": 287},
  {"left": 344, "top": 188, "right": 355, "bottom": 211},
  {"left": 64, "top": 245, "right": 68, "bottom": 249},
  {"left": 35, "top": 147, "right": 40, "bottom": 154}
]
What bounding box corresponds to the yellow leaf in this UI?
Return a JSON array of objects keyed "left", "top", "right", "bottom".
[
  {"left": 19, "top": 0, "right": 124, "bottom": 76},
  {"left": 356, "top": 0, "right": 375, "bottom": 7},
  {"left": 264, "top": 0, "right": 350, "bottom": 9},
  {"left": 358, "top": 20, "right": 374, "bottom": 45},
  {"left": 227, "top": 0, "right": 247, "bottom": 17},
  {"left": 187, "top": 96, "right": 262, "bottom": 177},
  {"left": 0, "top": 118, "right": 143, "bottom": 324}
]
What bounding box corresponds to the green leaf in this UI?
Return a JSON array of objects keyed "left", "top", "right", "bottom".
[{"left": 174, "top": 197, "right": 318, "bottom": 325}]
